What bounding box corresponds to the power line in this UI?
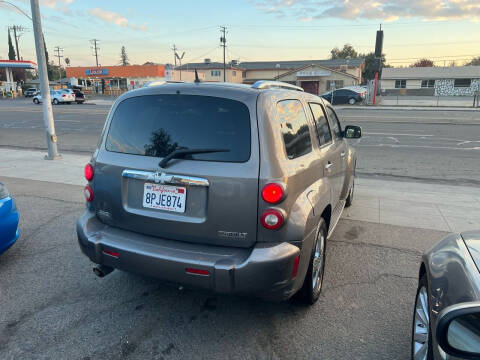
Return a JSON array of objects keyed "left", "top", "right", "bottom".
[
  {"left": 90, "top": 39, "right": 100, "bottom": 67},
  {"left": 227, "top": 20, "right": 457, "bottom": 30},
  {"left": 183, "top": 46, "right": 219, "bottom": 65}
]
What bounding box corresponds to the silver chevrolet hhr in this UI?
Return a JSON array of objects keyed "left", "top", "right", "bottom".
[{"left": 77, "top": 80, "right": 361, "bottom": 303}]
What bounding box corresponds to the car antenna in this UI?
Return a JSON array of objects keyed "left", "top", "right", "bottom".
[{"left": 194, "top": 69, "right": 201, "bottom": 84}]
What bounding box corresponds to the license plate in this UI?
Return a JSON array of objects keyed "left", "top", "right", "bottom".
[{"left": 143, "top": 183, "right": 186, "bottom": 213}]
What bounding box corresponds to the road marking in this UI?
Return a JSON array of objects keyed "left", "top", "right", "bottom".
[
  {"left": 357, "top": 144, "right": 480, "bottom": 151},
  {"left": 341, "top": 115, "right": 479, "bottom": 121},
  {"left": 364, "top": 132, "right": 480, "bottom": 143},
  {"left": 364, "top": 132, "right": 434, "bottom": 137},
  {"left": 387, "top": 136, "right": 399, "bottom": 143}
]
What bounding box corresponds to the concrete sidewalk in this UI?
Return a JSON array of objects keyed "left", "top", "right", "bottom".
[{"left": 1, "top": 148, "right": 479, "bottom": 233}]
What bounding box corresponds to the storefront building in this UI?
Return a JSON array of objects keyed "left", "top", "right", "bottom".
[
  {"left": 275, "top": 64, "right": 360, "bottom": 95},
  {"left": 65, "top": 64, "right": 166, "bottom": 94}
]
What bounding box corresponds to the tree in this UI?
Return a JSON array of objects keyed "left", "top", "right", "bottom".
[
  {"left": 43, "top": 38, "right": 53, "bottom": 80},
  {"left": 359, "top": 52, "right": 388, "bottom": 82},
  {"left": 8, "top": 30, "right": 16, "bottom": 60},
  {"left": 330, "top": 44, "right": 358, "bottom": 59},
  {"left": 65, "top": 57, "right": 70, "bottom": 66},
  {"left": 465, "top": 57, "right": 480, "bottom": 66},
  {"left": 410, "top": 59, "right": 434, "bottom": 67},
  {"left": 120, "top": 46, "right": 130, "bottom": 66}
]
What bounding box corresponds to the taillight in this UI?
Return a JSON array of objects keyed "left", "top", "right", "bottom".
[
  {"left": 84, "top": 164, "right": 94, "bottom": 181},
  {"left": 262, "top": 183, "right": 284, "bottom": 204},
  {"left": 292, "top": 255, "right": 300, "bottom": 278},
  {"left": 261, "top": 209, "right": 284, "bottom": 230},
  {"left": 84, "top": 185, "right": 94, "bottom": 202},
  {"left": 186, "top": 268, "right": 210, "bottom": 276},
  {"left": 62, "top": 94, "right": 66, "bottom": 97},
  {"left": 103, "top": 249, "right": 119, "bottom": 258}
]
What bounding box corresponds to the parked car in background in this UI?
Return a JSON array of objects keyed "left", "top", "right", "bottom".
[
  {"left": 33, "top": 90, "right": 75, "bottom": 105},
  {"left": 321, "top": 88, "right": 363, "bottom": 105},
  {"left": 412, "top": 231, "right": 480, "bottom": 359},
  {"left": 0, "top": 182, "right": 20, "bottom": 255},
  {"left": 77, "top": 80, "right": 362, "bottom": 304},
  {"left": 343, "top": 85, "right": 367, "bottom": 99},
  {"left": 24, "top": 88, "right": 38, "bottom": 97},
  {"left": 72, "top": 89, "right": 86, "bottom": 104}
]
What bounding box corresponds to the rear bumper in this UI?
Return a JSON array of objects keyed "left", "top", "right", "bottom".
[{"left": 77, "top": 210, "right": 301, "bottom": 300}]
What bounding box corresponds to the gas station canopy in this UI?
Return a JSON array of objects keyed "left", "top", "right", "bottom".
[
  {"left": 0, "top": 60, "right": 37, "bottom": 92},
  {"left": 0, "top": 60, "right": 37, "bottom": 69}
]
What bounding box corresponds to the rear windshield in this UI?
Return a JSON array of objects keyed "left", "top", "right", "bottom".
[{"left": 106, "top": 94, "right": 251, "bottom": 162}]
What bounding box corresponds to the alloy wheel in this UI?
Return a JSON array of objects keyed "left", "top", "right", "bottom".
[
  {"left": 413, "top": 286, "right": 430, "bottom": 360},
  {"left": 312, "top": 231, "right": 325, "bottom": 292}
]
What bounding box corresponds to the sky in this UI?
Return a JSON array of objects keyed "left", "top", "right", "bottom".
[{"left": 1, "top": 0, "right": 479, "bottom": 67}]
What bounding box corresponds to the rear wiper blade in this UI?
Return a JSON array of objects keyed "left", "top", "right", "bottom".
[{"left": 159, "top": 148, "right": 230, "bottom": 168}]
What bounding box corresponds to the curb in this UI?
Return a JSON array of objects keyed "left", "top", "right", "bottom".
[{"left": 335, "top": 106, "right": 480, "bottom": 112}]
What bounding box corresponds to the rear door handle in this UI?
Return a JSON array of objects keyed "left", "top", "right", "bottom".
[{"left": 325, "top": 162, "right": 334, "bottom": 171}]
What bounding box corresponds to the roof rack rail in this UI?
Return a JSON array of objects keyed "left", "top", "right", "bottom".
[
  {"left": 143, "top": 80, "right": 185, "bottom": 87},
  {"left": 251, "top": 80, "right": 304, "bottom": 92}
]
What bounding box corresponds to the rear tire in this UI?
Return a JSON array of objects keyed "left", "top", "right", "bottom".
[
  {"left": 345, "top": 179, "right": 354, "bottom": 207},
  {"left": 53, "top": 98, "right": 59, "bottom": 105},
  {"left": 348, "top": 98, "right": 356, "bottom": 105},
  {"left": 411, "top": 274, "right": 434, "bottom": 360},
  {"left": 298, "top": 218, "right": 327, "bottom": 305},
  {"left": 33, "top": 98, "right": 39, "bottom": 104}
]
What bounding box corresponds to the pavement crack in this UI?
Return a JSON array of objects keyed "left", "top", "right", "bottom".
[
  {"left": 330, "top": 239, "right": 422, "bottom": 256},
  {"left": 15, "top": 194, "right": 83, "bottom": 205},
  {"left": 323, "top": 272, "right": 417, "bottom": 293},
  {"left": 19, "top": 208, "right": 80, "bottom": 246}
]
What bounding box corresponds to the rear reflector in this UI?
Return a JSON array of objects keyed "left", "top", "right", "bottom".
[
  {"left": 103, "top": 249, "right": 119, "bottom": 258},
  {"left": 185, "top": 268, "right": 210, "bottom": 276},
  {"left": 292, "top": 255, "right": 300, "bottom": 278},
  {"left": 260, "top": 209, "right": 284, "bottom": 230},
  {"left": 262, "top": 183, "right": 284, "bottom": 204},
  {"left": 84, "top": 185, "right": 94, "bottom": 202},
  {"left": 84, "top": 163, "right": 94, "bottom": 181}
]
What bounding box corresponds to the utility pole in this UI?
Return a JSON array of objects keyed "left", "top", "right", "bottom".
[
  {"left": 174, "top": 48, "right": 185, "bottom": 81},
  {"left": 90, "top": 39, "right": 99, "bottom": 67},
  {"left": 9, "top": 25, "right": 26, "bottom": 60},
  {"left": 172, "top": 44, "right": 178, "bottom": 67},
  {"left": 54, "top": 46, "right": 63, "bottom": 81},
  {"left": 30, "top": 0, "right": 61, "bottom": 160},
  {"left": 220, "top": 26, "right": 227, "bottom": 82}
]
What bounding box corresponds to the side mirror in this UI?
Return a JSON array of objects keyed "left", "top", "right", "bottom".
[
  {"left": 344, "top": 125, "right": 362, "bottom": 139},
  {"left": 436, "top": 302, "right": 480, "bottom": 359}
]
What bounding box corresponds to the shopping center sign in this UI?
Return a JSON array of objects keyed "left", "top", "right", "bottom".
[
  {"left": 85, "top": 68, "right": 108, "bottom": 76},
  {"left": 296, "top": 70, "right": 331, "bottom": 77}
]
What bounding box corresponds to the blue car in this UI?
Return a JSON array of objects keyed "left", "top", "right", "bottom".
[{"left": 0, "top": 182, "right": 20, "bottom": 254}]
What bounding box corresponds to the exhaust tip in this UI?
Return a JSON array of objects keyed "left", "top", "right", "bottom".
[{"left": 93, "top": 265, "right": 114, "bottom": 278}]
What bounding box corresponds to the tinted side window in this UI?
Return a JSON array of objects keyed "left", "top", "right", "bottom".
[
  {"left": 106, "top": 95, "right": 251, "bottom": 162},
  {"left": 277, "top": 100, "right": 312, "bottom": 159},
  {"left": 326, "top": 107, "right": 343, "bottom": 139},
  {"left": 309, "top": 103, "right": 332, "bottom": 146}
]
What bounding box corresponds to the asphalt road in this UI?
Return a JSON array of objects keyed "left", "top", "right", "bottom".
[
  {"left": 1, "top": 99, "right": 480, "bottom": 185},
  {"left": 0, "top": 177, "right": 448, "bottom": 360}
]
